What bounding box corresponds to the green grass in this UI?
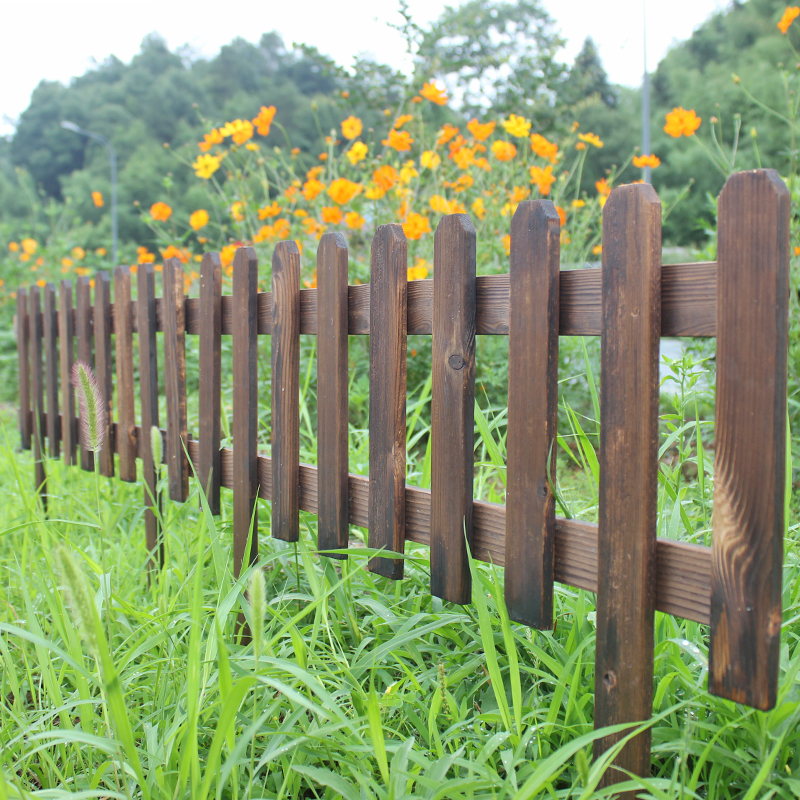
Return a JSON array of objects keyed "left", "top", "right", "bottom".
[{"left": 1, "top": 336, "right": 800, "bottom": 798}]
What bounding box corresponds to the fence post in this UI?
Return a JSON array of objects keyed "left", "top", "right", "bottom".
[
  {"left": 272, "top": 240, "right": 301, "bottom": 543},
  {"left": 76, "top": 276, "right": 94, "bottom": 472},
  {"left": 505, "top": 200, "right": 560, "bottom": 628},
  {"left": 43, "top": 283, "right": 60, "bottom": 460},
  {"left": 709, "top": 169, "right": 789, "bottom": 710},
  {"left": 114, "top": 267, "right": 137, "bottom": 482},
  {"left": 29, "top": 285, "right": 47, "bottom": 507},
  {"left": 368, "top": 224, "right": 407, "bottom": 579},
  {"left": 594, "top": 183, "right": 661, "bottom": 789},
  {"left": 95, "top": 272, "right": 115, "bottom": 477},
  {"left": 17, "top": 288, "right": 31, "bottom": 451},
  {"left": 431, "top": 213, "right": 476, "bottom": 604},
  {"left": 58, "top": 281, "right": 76, "bottom": 466},
  {"left": 317, "top": 232, "right": 350, "bottom": 557}
]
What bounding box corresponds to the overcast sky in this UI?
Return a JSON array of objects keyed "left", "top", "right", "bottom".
[{"left": 0, "top": 0, "right": 730, "bottom": 136}]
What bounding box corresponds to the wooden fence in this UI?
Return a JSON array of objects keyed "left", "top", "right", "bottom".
[{"left": 14, "top": 170, "right": 789, "bottom": 789}]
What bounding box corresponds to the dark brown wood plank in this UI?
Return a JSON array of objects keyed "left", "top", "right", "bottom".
[
  {"left": 316, "top": 232, "right": 350, "bottom": 557},
  {"left": 430, "top": 214, "right": 476, "bottom": 604},
  {"left": 368, "top": 224, "right": 407, "bottom": 579},
  {"left": 709, "top": 170, "right": 789, "bottom": 711},
  {"left": 75, "top": 276, "right": 94, "bottom": 471},
  {"left": 94, "top": 272, "right": 114, "bottom": 477},
  {"left": 137, "top": 264, "right": 161, "bottom": 566},
  {"left": 593, "top": 183, "right": 662, "bottom": 789},
  {"left": 16, "top": 288, "right": 31, "bottom": 450},
  {"left": 232, "top": 247, "right": 259, "bottom": 577},
  {"left": 505, "top": 200, "right": 560, "bottom": 628},
  {"left": 29, "top": 286, "right": 46, "bottom": 504},
  {"left": 162, "top": 258, "right": 189, "bottom": 502},
  {"left": 43, "top": 283, "right": 60, "bottom": 459},
  {"left": 114, "top": 266, "right": 136, "bottom": 482},
  {"left": 59, "top": 281, "right": 76, "bottom": 466},
  {"left": 198, "top": 252, "right": 223, "bottom": 514},
  {"left": 272, "top": 240, "right": 301, "bottom": 543}
]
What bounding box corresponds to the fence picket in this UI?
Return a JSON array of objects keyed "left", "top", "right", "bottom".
[
  {"left": 232, "top": 247, "right": 259, "bottom": 577},
  {"left": 316, "top": 232, "right": 350, "bottom": 557},
  {"left": 16, "top": 288, "right": 31, "bottom": 451},
  {"left": 43, "top": 283, "right": 60, "bottom": 460},
  {"left": 198, "top": 253, "right": 223, "bottom": 514},
  {"left": 94, "top": 272, "right": 114, "bottom": 477},
  {"left": 58, "top": 281, "right": 76, "bottom": 466},
  {"left": 505, "top": 200, "right": 561, "bottom": 629},
  {"left": 368, "top": 224, "right": 407, "bottom": 579},
  {"left": 593, "top": 183, "right": 662, "bottom": 789},
  {"left": 272, "top": 240, "right": 301, "bottom": 543},
  {"left": 114, "top": 266, "right": 136, "bottom": 482},
  {"left": 29, "top": 286, "right": 46, "bottom": 505},
  {"left": 431, "top": 213, "right": 476, "bottom": 604},
  {"left": 137, "top": 264, "right": 162, "bottom": 567},
  {"left": 75, "top": 276, "right": 94, "bottom": 471},
  {"left": 709, "top": 170, "right": 789, "bottom": 710}
]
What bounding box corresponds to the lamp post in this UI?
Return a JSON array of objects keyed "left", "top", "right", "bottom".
[{"left": 61, "top": 121, "right": 118, "bottom": 265}]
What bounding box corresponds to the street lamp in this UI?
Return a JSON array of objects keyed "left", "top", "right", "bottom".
[{"left": 61, "top": 120, "right": 118, "bottom": 266}]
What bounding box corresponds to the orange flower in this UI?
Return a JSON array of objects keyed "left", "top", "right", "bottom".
[
  {"left": 344, "top": 211, "right": 365, "bottom": 230},
  {"left": 373, "top": 165, "right": 399, "bottom": 192},
  {"left": 220, "top": 245, "right": 236, "bottom": 268},
  {"left": 502, "top": 114, "right": 531, "bottom": 138},
  {"left": 530, "top": 133, "right": 559, "bottom": 163},
  {"left": 403, "top": 213, "right": 431, "bottom": 240},
  {"left": 62, "top": 257, "right": 73, "bottom": 269},
  {"left": 321, "top": 206, "right": 343, "bottom": 224},
  {"left": 779, "top": 6, "right": 800, "bottom": 33},
  {"left": 291, "top": 147, "right": 300, "bottom": 156},
  {"left": 408, "top": 257, "right": 429, "bottom": 281},
  {"left": 91, "top": 191, "right": 104, "bottom": 207},
  {"left": 258, "top": 201, "right": 282, "bottom": 219},
  {"left": 383, "top": 129, "right": 414, "bottom": 152},
  {"left": 575, "top": 142, "right": 587, "bottom": 150},
  {"left": 190, "top": 209, "right": 209, "bottom": 230},
  {"left": 437, "top": 123, "right": 459, "bottom": 145},
  {"left": 161, "top": 245, "right": 190, "bottom": 263},
  {"left": 137, "top": 245, "right": 156, "bottom": 263},
  {"left": 451, "top": 145, "right": 475, "bottom": 170},
  {"left": 471, "top": 197, "right": 486, "bottom": 220},
  {"left": 303, "top": 179, "right": 326, "bottom": 201},
  {"left": 664, "top": 108, "right": 701, "bottom": 137},
  {"left": 302, "top": 217, "right": 327, "bottom": 238},
  {"left": 394, "top": 114, "right": 413, "bottom": 129},
  {"left": 508, "top": 186, "right": 530, "bottom": 204},
  {"left": 21, "top": 238, "right": 37, "bottom": 255},
  {"left": 8, "top": 242, "right": 19, "bottom": 251},
  {"left": 502, "top": 234, "right": 511, "bottom": 255},
  {"left": 231, "top": 201, "right": 245, "bottom": 222},
  {"left": 632, "top": 153, "right": 661, "bottom": 168},
  {"left": 150, "top": 202, "right": 172, "bottom": 221},
  {"left": 327, "top": 178, "right": 362, "bottom": 205},
  {"left": 421, "top": 81, "right": 448, "bottom": 105},
  {"left": 220, "top": 118, "right": 254, "bottom": 145},
  {"left": 95, "top": 247, "right": 106, "bottom": 256},
  {"left": 467, "top": 119, "right": 496, "bottom": 141},
  {"left": 595, "top": 178, "right": 611, "bottom": 197},
  {"left": 252, "top": 105, "right": 276, "bottom": 136},
  {"left": 429, "top": 195, "right": 465, "bottom": 215},
  {"left": 491, "top": 141, "right": 517, "bottom": 161},
  {"left": 341, "top": 116, "right": 363, "bottom": 140},
  {"left": 555, "top": 206, "right": 567, "bottom": 226},
  {"left": 199, "top": 128, "right": 224, "bottom": 152},
  {"left": 592, "top": 244, "right": 602, "bottom": 255},
  {"left": 318, "top": 153, "right": 328, "bottom": 161},
  {"left": 273, "top": 219, "right": 291, "bottom": 239},
  {"left": 578, "top": 132, "right": 603, "bottom": 148}
]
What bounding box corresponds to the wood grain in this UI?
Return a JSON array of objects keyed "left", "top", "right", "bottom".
[
  {"left": 58, "top": 281, "right": 76, "bottom": 466},
  {"left": 75, "top": 276, "right": 94, "bottom": 471},
  {"left": 232, "top": 247, "right": 259, "bottom": 577},
  {"left": 137, "top": 264, "right": 162, "bottom": 567},
  {"left": 43, "top": 283, "right": 60, "bottom": 459},
  {"left": 430, "top": 214, "right": 476, "bottom": 604},
  {"left": 163, "top": 258, "right": 189, "bottom": 502},
  {"left": 505, "top": 201, "right": 560, "bottom": 628},
  {"left": 368, "top": 224, "right": 407, "bottom": 579},
  {"left": 271, "top": 240, "right": 301, "bottom": 543},
  {"left": 316, "top": 232, "right": 350, "bottom": 557},
  {"left": 16, "top": 288, "right": 31, "bottom": 450},
  {"left": 709, "top": 170, "right": 789, "bottom": 710},
  {"left": 94, "top": 272, "right": 114, "bottom": 477},
  {"left": 114, "top": 267, "right": 137, "bottom": 482},
  {"left": 198, "top": 252, "right": 223, "bottom": 514},
  {"left": 29, "top": 286, "right": 46, "bottom": 504},
  {"left": 594, "top": 183, "right": 662, "bottom": 789}
]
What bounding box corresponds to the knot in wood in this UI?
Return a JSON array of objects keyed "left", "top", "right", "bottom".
[{"left": 448, "top": 354, "right": 466, "bottom": 370}]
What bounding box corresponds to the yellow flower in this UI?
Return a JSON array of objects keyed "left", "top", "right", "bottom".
[
  {"left": 341, "top": 116, "right": 363, "bottom": 140},
  {"left": 408, "top": 257, "right": 430, "bottom": 281},
  {"left": 571, "top": 199, "right": 585, "bottom": 208},
  {"left": 345, "top": 211, "right": 365, "bottom": 230},
  {"left": 530, "top": 165, "right": 555, "bottom": 195},
  {"left": 373, "top": 165, "right": 399, "bottom": 192},
  {"left": 421, "top": 150, "right": 441, "bottom": 170},
  {"left": 273, "top": 219, "right": 291, "bottom": 239},
  {"left": 663, "top": 107, "right": 701, "bottom": 138},
  {"left": 303, "top": 179, "right": 326, "bottom": 201},
  {"left": 252, "top": 105, "right": 276, "bottom": 136},
  {"left": 530, "top": 133, "right": 559, "bottom": 163},
  {"left": 75, "top": 267, "right": 91, "bottom": 277},
  {"left": 91, "top": 191, "right": 104, "bottom": 207},
  {"left": 467, "top": 119, "right": 496, "bottom": 141},
  {"left": 220, "top": 245, "right": 236, "bottom": 268},
  {"left": 444, "top": 174, "right": 474, "bottom": 193},
  {"left": 71, "top": 246, "right": 85, "bottom": 260},
  {"left": 220, "top": 118, "right": 254, "bottom": 145},
  {"left": 592, "top": 244, "right": 603, "bottom": 255},
  {"left": 365, "top": 184, "right": 386, "bottom": 200},
  {"left": 258, "top": 201, "right": 282, "bottom": 219},
  {"left": 306, "top": 166, "right": 325, "bottom": 180},
  {"left": 8, "top": 242, "right": 19, "bottom": 251},
  {"left": 578, "top": 132, "right": 603, "bottom": 148},
  {"left": 346, "top": 141, "right": 368, "bottom": 164},
  {"left": 21, "top": 238, "right": 38, "bottom": 255},
  {"left": 327, "top": 178, "right": 362, "bottom": 205},
  {"left": 399, "top": 162, "right": 419, "bottom": 184},
  {"left": 595, "top": 178, "right": 611, "bottom": 197},
  {"left": 421, "top": 81, "right": 448, "bottom": 105},
  {"left": 502, "top": 234, "right": 511, "bottom": 255},
  {"left": 61, "top": 257, "right": 73, "bottom": 268},
  {"left": 429, "top": 195, "right": 465, "bottom": 215},
  {"left": 508, "top": 186, "right": 530, "bottom": 203},
  {"left": 437, "top": 124, "right": 459, "bottom": 145},
  {"left": 193, "top": 154, "right": 221, "bottom": 179},
  {"left": 501, "top": 202, "right": 517, "bottom": 217},
  {"left": 294, "top": 209, "right": 308, "bottom": 218},
  {"left": 502, "top": 114, "right": 531, "bottom": 138},
  {"left": 245, "top": 142, "right": 260, "bottom": 152},
  {"left": 779, "top": 6, "right": 800, "bottom": 33},
  {"left": 230, "top": 202, "right": 245, "bottom": 222},
  {"left": 471, "top": 197, "right": 486, "bottom": 220},
  {"left": 383, "top": 129, "right": 414, "bottom": 152},
  {"left": 199, "top": 128, "right": 224, "bottom": 152},
  {"left": 36, "top": 279, "right": 46, "bottom": 288},
  {"left": 394, "top": 114, "right": 413, "bottom": 129},
  {"left": 95, "top": 247, "right": 106, "bottom": 256},
  {"left": 190, "top": 209, "right": 209, "bottom": 230},
  {"left": 321, "top": 206, "right": 343, "bottom": 224},
  {"left": 491, "top": 141, "right": 517, "bottom": 161}
]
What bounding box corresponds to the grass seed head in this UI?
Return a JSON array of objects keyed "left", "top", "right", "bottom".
[
  {"left": 71, "top": 360, "right": 105, "bottom": 453},
  {"left": 54, "top": 545, "right": 99, "bottom": 657}
]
